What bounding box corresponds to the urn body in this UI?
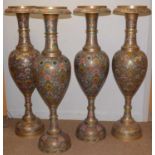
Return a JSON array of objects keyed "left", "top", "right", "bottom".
[
  {"left": 74, "top": 6, "right": 110, "bottom": 142},
  {"left": 111, "top": 5, "right": 151, "bottom": 141},
  {"left": 31, "top": 8, "right": 71, "bottom": 153},
  {"left": 5, "top": 6, "right": 44, "bottom": 137}
]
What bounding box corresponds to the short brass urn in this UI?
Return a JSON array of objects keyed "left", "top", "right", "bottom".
[
  {"left": 5, "top": 6, "right": 44, "bottom": 137},
  {"left": 74, "top": 6, "right": 110, "bottom": 142},
  {"left": 111, "top": 5, "right": 151, "bottom": 141}
]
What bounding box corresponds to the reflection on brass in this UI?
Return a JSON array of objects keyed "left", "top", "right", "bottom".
[
  {"left": 32, "top": 7, "right": 71, "bottom": 153},
  {"left": 5, "top": 6, "right": 44, "bottom": 137},
  {"left": 74, "top": 6, "right": 110, "bottom": 142},
  {"left": 111, "top": 5, "right": 151, "bottom": 141}
]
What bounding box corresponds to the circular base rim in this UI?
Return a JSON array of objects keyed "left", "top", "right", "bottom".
[
  {"left": 76, "top": 121, "right": 106, "bottom": 142},
  {"left": 15, "top": 118, "right": 44, "bottom": 137},
  {"left": 111, "top": 121, "right": 142, "bottom": 142},
  {"left": 38, "top": 131, "right": 71, "bottom": 153}
]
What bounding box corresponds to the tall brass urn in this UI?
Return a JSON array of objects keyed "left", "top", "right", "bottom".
[
  {"left": 74, "top": 6, "right": 110, "bottom": 142},
  {"left": 32, "top": 7, "right": 71, "bottom": 153},
  {"left": 111, "top": 5, "right": 151, "bottom": 141},
  {"left": 5, "top": 6, "right": 44, "bottom": 137}
]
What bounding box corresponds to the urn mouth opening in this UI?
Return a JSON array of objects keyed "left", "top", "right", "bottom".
[
  {"left": 8, "top": 6, "right": 35, "bottom": 9},
  {"left": 5, "top": 5, "right": 35, "bottom": 13},
  {"left": 78, "top": 5, "right": 107, "bottom": 9},
  {"left": 30, "top": 6, "right": 71, "bottom": 16},
  {"left": 113, "top": 5, "right": 151, "bottom": 16},
  {"left": 35, "top": 6, "right": 67, "bottom": 10},
  {"left": 118, "top": 5, "right": 148, "bottom": 9},
  {"left": 74, "top": 5, "right": 111, "bottom": 16}
]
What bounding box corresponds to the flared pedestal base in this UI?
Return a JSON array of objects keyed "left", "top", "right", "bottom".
[
  {"left": 76, "top": 121, "right": 106, "bottom": 142},
  {"left": 111, "top": 120, "right": 142, "bottom": 141},
  {"left": 38, "top": 130, "right": 71, "bottom": 153},
  {"left": 15, "top": 116, "right": 44, "bottom": 137}
]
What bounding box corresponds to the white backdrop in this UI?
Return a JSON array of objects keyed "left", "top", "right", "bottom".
[{"left": 4, "top": 0, "right": 152, "bottom": 122}]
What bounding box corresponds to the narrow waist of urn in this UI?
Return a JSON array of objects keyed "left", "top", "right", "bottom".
[
  {"left": 123, "top": 13, "right": 139, "bottom": 51},
  {"left": 47, "top": 106, "right": 60, "bottom": 135},
  {"left": 121, "top": 96, "right": 134, "bottom": 123},
  {"left": 83, "top": 13, "right": 101, "bottom": 52},
  {"left": 86, "top": 97, "right": 97, "bottom": 124},
  {"left": 16, "top": 13, "right": 33, "bottom": 50},
  {"left": 23, "top": 94, "right": 34, "bottom": 120},
  {"left": 43, "top": 14, "right": 61, "bottom": 55}
]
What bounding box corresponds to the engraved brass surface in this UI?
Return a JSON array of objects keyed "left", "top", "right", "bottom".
[
  {"left": 74, "top": 6, "right": 110, "bottom": 142},
  {"left": 111, "top": 5, "right": 151, "bottom": 141},
  {"left": 5, "top": 6, "right": 44, "bottom": 137},
  {"left": 32, "top": 7, "right": 71, "bottom": 153}
]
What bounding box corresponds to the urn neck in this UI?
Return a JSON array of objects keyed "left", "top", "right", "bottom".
[
  {"left": 86, "top": 97, "right": 97, "bottom": 125},
  {"left": 83, "top": 13, "right": 101, "bottom": 52},
  {"left": 122, "top": 13, "right": 139, "bottom": 51},
  {"left": 43, "top": 14, "right": 61, "bottom": 56},
  {"left": 16, "top": 13, "right": 33, "bottom": 50},
  {"left": 48, "top": 105, "right": 60, "bottom": 135},
  {"left": 121, "top": 96, "right": 134, "bottom": 123},
  {"left": 23, "top": 94, "right": 35, "bottom": 121}
]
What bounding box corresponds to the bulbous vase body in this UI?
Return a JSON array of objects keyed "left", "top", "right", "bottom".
[
  {"left": 75, "top": 50, "right": 109, "bottom": 98},
  {"left": 9, "top": 49, "right": 39, "bottom": 95},
  {"left": 112, "top": 50, "right": 147, "bottom": 97},
  {"left": 33, "top": 54, "right": 71, "bottom": 107}
]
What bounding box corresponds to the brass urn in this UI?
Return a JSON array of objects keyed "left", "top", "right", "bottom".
[
  {"left": 111, "top": 6, "right": 151, "bottom": 141},
  {"left": 5, "top": 6, "right": 44, "bottom": 137},
  {"left": 74, "top": 6, "right": 110, "bottom": 142},
  {"left": 31, "top": 7, "right": 71, "bottom": 153}
]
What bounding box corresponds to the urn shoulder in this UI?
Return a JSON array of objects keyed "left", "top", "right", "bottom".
[
  {"left": 33, "top": 54, "right": 71, "bottom": 71},
  {"left": 9, "top": 48, "right": 40, "bottom": 60},
  {"left": 112, "top": 49, "right": 147, "bottom": 66},
  {"left": 75, "top": 50, "right": 109, "bottom": 69}
]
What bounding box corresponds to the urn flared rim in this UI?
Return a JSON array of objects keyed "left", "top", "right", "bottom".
[
  {"left": 5, "top": 5, "right": 35, "bottom": 13},
  {"left": 30, "top": 6, "right": 71, "bottom": 15},
  {"left": 74, "top": 5, "right": 111, "bottom": 16},
  {"left": 113, "top": 5, "right": 151, "bottom": 16}
]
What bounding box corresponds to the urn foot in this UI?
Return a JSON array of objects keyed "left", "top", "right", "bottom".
[
  {"left": 76, "top": 121, "right": 106, "bottom": 142},
  {"left": 111, "top": 120, "right": 142, "bottom": 141},
  {"left": 15, "top": 116, "right": 44, "bottom": 137},
  {"left": 38, "top": 130, "right": 71, "bottom": 153}
]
